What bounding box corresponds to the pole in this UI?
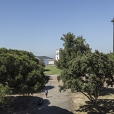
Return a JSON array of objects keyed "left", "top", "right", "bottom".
[{"left": 111, "top": 18, "right": 114, "bottom": 53}]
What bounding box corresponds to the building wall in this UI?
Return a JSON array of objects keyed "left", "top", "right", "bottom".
[{"left": 48, "top": 60, "right": 54, "bottom": 65}]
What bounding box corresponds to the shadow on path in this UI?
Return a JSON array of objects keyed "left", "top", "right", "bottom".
[
  {"left": 0, "top": 96, "right": 49, "bottom": 114},
  {"left": 0, "top": 96, "right": 73, "bottom": 114},
  {"left": 43, "top": 85, "right": 55, "bottom": 91},
  {"left": 75, "top": 99, "right": 114, "bottom": 114},
  {"left": 100, "top": 87, "right": 114, "bottom": 96},
  {"left": 33, "top": 105, "right": 73, "bottom": 114}
]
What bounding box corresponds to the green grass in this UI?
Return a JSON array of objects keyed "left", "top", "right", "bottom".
[{"left": 44, "top": 65, "right": 61, "bottom": 75}]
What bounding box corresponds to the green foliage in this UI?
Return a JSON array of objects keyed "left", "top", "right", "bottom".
[
  {"left": 0, "top": 84, "right": 12, "bottom": 104},
  {"left": 38, "top": 58, "right": 45, "bottom": 67},
  {"left": 0, "top": 48, "right": 46, "bottom": 96},
  {"left": 108, "top": 52, "right": 114, "bottom": 61},
  {"left": 55, "top": 32, "right": 91, "bottom": 69},
  {"left": 57, "top": 33, "right": 114, "bottom": 107}
]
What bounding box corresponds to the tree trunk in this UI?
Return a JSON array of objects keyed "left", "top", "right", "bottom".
[{"left": 90, "top": 96, "right": 98, "bottom": 109}]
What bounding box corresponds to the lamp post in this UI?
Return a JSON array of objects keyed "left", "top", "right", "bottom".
[{"left": 111, "top": 18, "right": 114, "bottom": 53}]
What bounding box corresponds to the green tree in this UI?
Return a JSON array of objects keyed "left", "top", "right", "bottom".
[
  {"left": 108, "top": 52, "right": 114, "bottom": 61},
  {"left": 56, "top": 33, "right": 114, "bottom": 107},
  {"left": 58, "top": 51, "right": 114, "bottom": 106},
  {"left": 38, "top": 58, "right": 45, "bottom": 67},
  {"left": 0, "top": 48, "right": 46, "bottom": 96},
  {"left": 0, "top": 84, "right": 12, "bottom": 104},
  {"left": 55, "top": 32, "right": 91, "bottom": 69}
]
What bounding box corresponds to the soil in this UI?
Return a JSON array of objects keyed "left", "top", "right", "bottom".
[{"left": 49, "top": 75, "right": 114, "bottom": 114}]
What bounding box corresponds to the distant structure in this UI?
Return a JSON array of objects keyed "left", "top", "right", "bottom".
[
  {"left": 55, "top": 49, "right": 60, "bottom": 61},
  {"left": 35, "top": 56, "right": 54, "bottom": 65},
  {"left": 48, "top": 60, "right": 54, "bottom": 65}
]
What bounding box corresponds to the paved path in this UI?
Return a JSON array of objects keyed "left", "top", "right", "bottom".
[{"left": 33, "top": 75, "right": 73, "bottom": 114}]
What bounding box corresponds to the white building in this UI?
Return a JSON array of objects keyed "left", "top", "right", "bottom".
[
  {"left": 48, "top": 60, "right": 54, "bottom": 65},
  {"left": 55, "top": 49, "right": 60, "bottom": 61}
]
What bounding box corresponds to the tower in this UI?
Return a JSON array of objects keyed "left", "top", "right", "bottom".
[{"left": 55, "top": 49, "right": 60, "bottom": 61}]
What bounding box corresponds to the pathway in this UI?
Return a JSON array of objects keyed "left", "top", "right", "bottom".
[
  {"left": 33, "top": 75, "right": 73, "bottom": 114},
  {"left": 0, "top": 75, "right": 73, "bottom": 114}
]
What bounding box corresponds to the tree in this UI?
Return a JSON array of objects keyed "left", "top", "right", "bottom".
[
  {"left": 56, "top": 33, "right": 114, "bottom": 107},
  {"left": 0, "top": 48, "right": 46, "bottom": 96},
  {"left": 0, "top": 84, "right": 12, "bottom": 104},
  {"left": 38, "top": 58, "right": 45, "bottom": 67},
  {"left": 55, "top": 32, "right": 91, "bottom": 69}
]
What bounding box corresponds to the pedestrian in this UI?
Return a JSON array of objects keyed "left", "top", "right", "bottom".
[{"left": 45, "top": 90, "right": 48, "bottom": 98}]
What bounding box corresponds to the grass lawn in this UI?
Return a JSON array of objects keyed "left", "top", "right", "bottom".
[{"left": 44, "top": 65, "right": 61, "bottom": 75}]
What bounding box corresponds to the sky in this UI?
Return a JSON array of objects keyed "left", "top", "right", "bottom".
[{"left": 0, "top": 0, "right": 114, "bottom": 58}]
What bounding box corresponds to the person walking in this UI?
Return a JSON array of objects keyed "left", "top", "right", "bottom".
[{"left": 45, "top": 90, "right": 48, "bottom": 98}]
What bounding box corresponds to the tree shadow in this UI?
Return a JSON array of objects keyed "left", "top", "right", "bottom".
[
  {"left": 43, "top": 85, "right": 55, "bottom": 91},
  {"left": 75, "top": 99, "right": 114, "bottom": 114},
  {"left": 0, "top": 96, "right": 50, "bottom": 114},
  {"left": 44, "top": 69, "right": 50, "bottom": 71},
  {"left": 32, "top": 105, "right": 73, "bottom": 114},
  {"left": 45, "top": 75, "right": 53, "bottom": 80},
  {"left": 100, "top": 87, "right": 114, "bottom": 96},
  {"left": 0, "top": 96, "right": 73, "bottom": 114}
]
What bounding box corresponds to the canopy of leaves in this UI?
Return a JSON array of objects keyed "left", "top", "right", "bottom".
[
  {"left": 38, "top": 58, "right": 45, "bottom": 67},
  {"left": 55, "top": 32, "right": 91, "bottom": 69},
  {"left": 0, "top": 84, "right": 12, "bottom": 104},
  {"left": 0, "top": 48, "right": 46, "bottom": 96},
  {"left": 56, "top": 33, "right": 114, "bottom": 106},
  {"left": 58, "top": 50, "right": 114, "bottom": 91}
]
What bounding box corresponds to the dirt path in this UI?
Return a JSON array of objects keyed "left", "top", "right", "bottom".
[
  {"left": 32, "top": 75, "right": 73, "bottom": 114},
  {"left": 29, "top": 75, "right": 72, "bottom": 114},
  {"left": 1, "top": 75, "right": 114, "bottom": 114},
  {"left": 0, "top": 75, "right": 73, "bottom": 114},
  {"left": 46, "top": 75, "right": 114, "bottom": 114}
]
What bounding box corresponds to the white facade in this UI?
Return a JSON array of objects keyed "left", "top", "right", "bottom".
[
  {"left": 55, "top": 49, "right": 60, "bottom": 61},
  {"left": 48, "top": 60, "right": 54, "bottom": 65}
]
